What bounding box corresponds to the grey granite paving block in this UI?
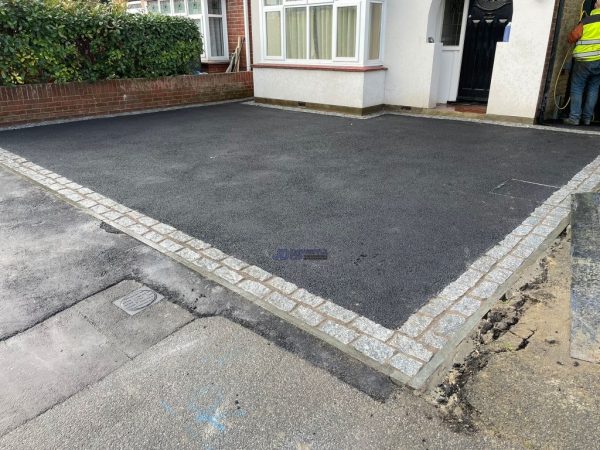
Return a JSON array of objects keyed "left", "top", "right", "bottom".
[
  {"left": 318, "top": 301, "right": 358, "bottom": 323},
  {"left": 533, "top": 224, "right": 556, "bottom": 237},
  {"left": 214, "top": 266, "right": 244, "bottom": 285},
  {"left": 352, "top": 336, "right": 395, "bottom": 363},
  {"left": 126, "top": 210, "right": 144, "bottom": 220},
  {"left": 486, "top": 267, "right": 512, "bottom": 285},
  {"left": 522, "top": 215, "right": 542, "bottom": 227},
  {"left": 521, "top": 233, "right": 546, "bottom": 249},
  {"left": 90, "top": 204, "right": 109, "bottom": 214},
  {"left": 434, "top": 314, "right": 466, "bottom": 337},
  {"left": 486, "top": 244, "right": 511, "bottom": 260},
  {"left": 98, "top": 197, "right": 117, "bottom": 208},
  {"left": 291, "top": 305, "right": 324, "bottom": 326},
  {"left": 222, "top": 256, "right": 248, "bottom": 271},
  {"left": 319, "top": 320, "right": 358, "bottom": 345},
  {"left": 112, "top": 204, "right": 130, "bottom": 214},
  {"left": 292, "top": 289, "right": 325, "bottom": 307},
  {"left": 455, "top": 269, "right": 484, "bottom": 290},
  {"left": 499, "top": 234, "right": 522, "bottom": 250},
  {"left": 389, "top": 353, "right": 424, "bottom": 377},
  {"left": 242, "top": 265, "right": 272, "bottom": 282},
  {"left": 202, "top": 247, "right": 227, "bottom": 261},
  {"left": 420, "top": 330, "right": 447, "bottom": 349},
  {"left": 152, "top": 223, "right": 176, "bottom": 235},
  {"left": 542, "top": 215, "right": 563, "bottom": 228},
  {"left": 498, "top": 255, "right": 524, "bottom": 272},
  {"left": 193, "top": 257, "right": 220, "bottom": 272},
  {"left": 159, "top": 239, "right": 184, "bottom": 253},
  {"left": 169, "top": 230, "right": 192, "bottom": 243},
  {"left": 77, "top": 187, "right": 93, "bottom": 195},
  {"left": 438, "top": 281, "right": 469, "bottom": 302},
  {"left": 266, "top": 292, "right": 296, "bottom": 312},
  {"left": 267, "top": 277, "right": 298, "bottom": 295},
  {"left": 138, "top": 216, "right": 159, "bottom": 227},
  {"left": 389, "top": 334, "right": 432, "bottom": 362},
  {"left": 351, "top": 317, "right": 394, "bottom": 342},
  {"left": 187, "top": 238, "right": 211, "bottom": 250},
  {"left": 450, "top": 296, "right": 482, "bottom": 317},
  {"left": 0, "top": 308, "right": 130, "bottom": 436},
  {"left": 64, "top": 192, "right": 84, "bottom": 202},
  {"left": 399, "top": 314, "right": 433, "bottom": 338},
  {"left": 103, "top": 210, "right": 122, "bottom": 221},
  {"left": 176, "top": 248, "right": 200, "bottom": 262},
  {"left": 115, "top": 216, "right": 135, "bottom": 228},
  {"left": 128, "top": 223, "right": 149, "bottom": 236},
  {"left": 470, "top": 280, "right": 499, "bottom": 299},
  {"left": 238, "top": 280, "right": 271, "bottom": 299},
  {"left": 87, "top": 192, "right": 104, "bottom": 201},
  {"left": 143, "top": 230, "right": 165, "bottom": 243},
  {"left": 78, "top": 199, "right": 97, "bottom": 209},
  {"left": 419, "top": 296, "right": 454, "bottom": 318},
  {"left": 471, "top": 255, "right": 497, "bottom": 272},
  {"left": 531, "top": 204, "right": 554, "bottom": 218},
  {"left": 512, "top": 243, "right": 536, "bottom": 259}
]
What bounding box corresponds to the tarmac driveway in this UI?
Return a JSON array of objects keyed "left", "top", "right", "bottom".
[{"left": 1, "top": 103, "right": 598, "bottom": 328}]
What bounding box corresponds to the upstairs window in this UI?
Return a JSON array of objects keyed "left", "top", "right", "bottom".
[
  {"left": 262, "top": 0, "right": 384, "bottom": 65},
  {"left": 141, "top": 0, "right": 228, "bottom": 60}
]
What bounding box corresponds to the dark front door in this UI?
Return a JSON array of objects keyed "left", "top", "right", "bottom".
[{"left": 457, "top": 0, "right": 513, "bottom": 102}]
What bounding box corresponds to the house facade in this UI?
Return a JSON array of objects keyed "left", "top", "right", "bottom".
[
  {"left": 250, "top": 0, "right": 563, "bottom": 122},
  {"left": 127, "top": 0, "right": 253, "bottom": 73}
]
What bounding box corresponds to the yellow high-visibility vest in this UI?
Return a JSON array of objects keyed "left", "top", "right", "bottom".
[{"left": 574, "top": 9, "right": 600, "bottom": 62}]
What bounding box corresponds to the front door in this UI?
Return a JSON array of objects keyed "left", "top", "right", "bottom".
[{"left": 457, "top": 0, "right": 513, "bottom": 102}]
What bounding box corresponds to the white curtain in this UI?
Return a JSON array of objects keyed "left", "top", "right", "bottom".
[
  {"left": 336, "top": 6, "right": 356, "bottom": 58},
  {"left": 266, "top": 11, "right": 282, "bottom": 56},
  {"left": 310, "top": 5, "right": 332, "bottom": 60},
  {"left": 286, "top": 8, "right": 307, "bottom": 59},
  {"left": 369, "top": 3, "right": 382, "bottom": 60},
  {"left": 210, "top": 17, "right": 224, "bottom": 56}
]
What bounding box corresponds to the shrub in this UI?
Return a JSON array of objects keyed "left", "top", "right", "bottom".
[{"left": 0, "top": 0, "right": 202, "bottom": 85}]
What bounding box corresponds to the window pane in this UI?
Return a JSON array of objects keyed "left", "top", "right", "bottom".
[
  {"left": 265, "top": 11, "right": 282, "bottom": 56},
  {"left": 309, "top": 5, "right": 332, "bottom": 60},
  {"left": 174, "top": 0, "right": 186, "bottom": 14},
  {"left": 159, "top": 0, "right": 171, "bottom": 14},
  {"left": 147, "top": 0, "right": 159, "bottom": 13},
  {"left": 208, "top": 0, "right": 222, "bottom": 14},
  {"left": 286, "top": 8, "right": 307, "bottom": 59},
  {"left": 441, "top": 0, "right": 465, "bottom": 46},
  {"left": 336, "top": 6, "right": 356, "bottom": 58},
  {"left": 264, "top": 0, "right": 282, "bottom": 5},
  {"left": 369, "top": 2, "right": 382, "bottom": 60},
  {"left": 209, "top": 17, "right": 225, "bottom": 56},
  {"left": 187, "top": 0, "right": 201, "bottom": 14}
]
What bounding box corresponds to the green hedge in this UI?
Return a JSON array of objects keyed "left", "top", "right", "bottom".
[{"left": 0, "top": 0, "right": 203, "bottom": 86}]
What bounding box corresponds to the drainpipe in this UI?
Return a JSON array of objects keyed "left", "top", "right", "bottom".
[
  {"left": 538, "top": 0, "right": 566, "bottom": 124},
  {"left": 243, "top": 0, "right": 252, "bottom": 71}
]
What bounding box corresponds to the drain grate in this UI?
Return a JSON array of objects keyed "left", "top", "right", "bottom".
[{"left": 113, "top": 286, "right": 164, "bottom": 316}]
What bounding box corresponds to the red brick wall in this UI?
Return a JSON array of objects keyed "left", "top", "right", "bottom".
[
  {"left": 0, "top": 72, "right": 254, "bottom": 127},
  {"left": 225, "top": 0, "right": 252, "bottom": 71}
]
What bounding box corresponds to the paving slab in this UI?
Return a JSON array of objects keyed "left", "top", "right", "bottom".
[
  {"left": 1, "top": 103, "right": 597, "bottom": 327},
  {"left": 570, "top": 193, "right": 600, "bottom": 363},
  {"left": 0, "top": 318, "right": 499, "bottom": 450}
]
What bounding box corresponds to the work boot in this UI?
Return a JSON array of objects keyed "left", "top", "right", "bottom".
[{"left": 562, "top": 118, "right": 580, "bottom": 126}]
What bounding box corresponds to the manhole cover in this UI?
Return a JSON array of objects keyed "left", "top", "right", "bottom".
[{"left": 113, "top": 287, "right": 164, "bottom": 316}]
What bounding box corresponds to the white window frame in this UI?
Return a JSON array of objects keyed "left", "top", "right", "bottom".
[
  {"left": 139, "top": 0, "right": 229, "bottom": 62},
  {"left": 259, "top": 0, "right": 384, "bottom": 67}
]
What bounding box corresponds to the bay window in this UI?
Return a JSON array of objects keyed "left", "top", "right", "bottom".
[
  {"left": 261, "top": 0, "right": 384, "bottom": 65},
  {"left": 143, "top": 0, "right": 228, "bottom": 61}
]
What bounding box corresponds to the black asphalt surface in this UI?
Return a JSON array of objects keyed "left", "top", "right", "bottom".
[{"left": 1, "top": 103, "right": 598, "bottom": 328}]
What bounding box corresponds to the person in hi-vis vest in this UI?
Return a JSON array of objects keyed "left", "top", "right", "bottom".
[{"left": 565, "top": 0, "right": 600, "bottom": 125}]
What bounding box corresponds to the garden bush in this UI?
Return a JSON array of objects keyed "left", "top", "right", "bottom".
[{"left": 0, "top": 0, "right": 203, "bottom": 85}]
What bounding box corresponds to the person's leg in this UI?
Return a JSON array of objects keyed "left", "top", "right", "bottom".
[
  {"left": 582, "top": 60, "right": 600, "bottom": 124},
  {"left": 569, "top": 60, "right": 590, "bottom": 123}
]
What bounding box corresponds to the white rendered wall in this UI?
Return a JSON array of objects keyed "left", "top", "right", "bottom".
[
  {"left": 486, "top": 1, "right": 556, "bottom": 119},
  {"left": 254, "top": 68, "right": 384, "bottom": 109}
]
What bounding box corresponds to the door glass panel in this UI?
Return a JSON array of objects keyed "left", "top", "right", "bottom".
[
  {"left": 174, "top": 0, "right": 186, "bottom": 14},
  {"left": 159, "top": 0, "right": 171, "bottom": 14},
  {"left": 441, "top": 0, "right": 465, "bottom": 46},
  {"left": 147, "top": 0, "right": 159, "bottom": 13}
]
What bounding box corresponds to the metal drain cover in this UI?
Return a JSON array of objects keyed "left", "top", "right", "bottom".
[{"left": 113, "top": 287, "right": 164, "bottom": 316}]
